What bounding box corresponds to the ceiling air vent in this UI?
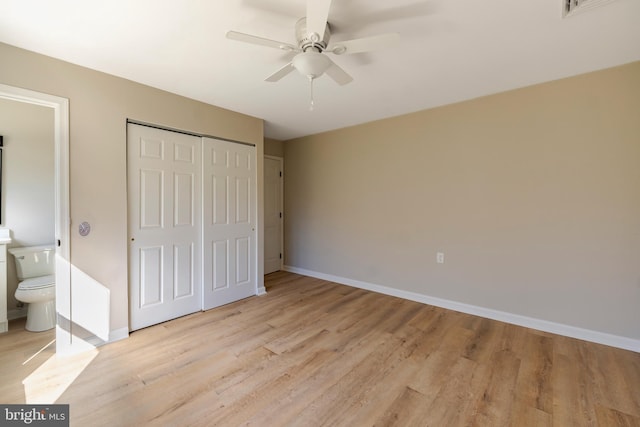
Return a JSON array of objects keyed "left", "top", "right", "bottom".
[{"left": 563, "top": 0, "right": 621, "bottom": 17}]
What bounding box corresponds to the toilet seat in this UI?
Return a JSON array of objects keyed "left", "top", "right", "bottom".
[{"left": 18, "top": 274, "right": 55, "bottom": 290}]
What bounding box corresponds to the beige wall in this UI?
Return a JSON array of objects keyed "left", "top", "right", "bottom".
[
  {"left": 0, "top": 98, "right": 55, "bottom": 312},
  {"left": 0, "top": 42, "right": 264, "bottom": 335},
  {"left": 284, "top": 61, "right": 640, "bottom": 341},
  {"left": 264, "top": 138, "right": 284, "bottom": 158}
]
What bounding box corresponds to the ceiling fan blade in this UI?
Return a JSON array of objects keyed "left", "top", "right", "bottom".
[
  {"left": 226, "top": 31, "right": 299, "bottom": 52},
  {"left": 325, "top": 61, "right": 353, "bottom": 86},
  {"left": 265, "top": 63, "right": 296, "bottom": 82},
  {"left": 306, "top": 0, "right": 332, "bottom": 41},
  {"left": 329, "top": 33, "right": 400, "bottom": 55}
]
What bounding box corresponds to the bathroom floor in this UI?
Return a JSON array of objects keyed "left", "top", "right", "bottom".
[{"left": 0, "top": 317, "right": 56, "bottom": 403}]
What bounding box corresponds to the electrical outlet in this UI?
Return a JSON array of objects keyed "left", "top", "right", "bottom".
[{"left": 437, "top": 252, "right": 445, "bottom": 264}]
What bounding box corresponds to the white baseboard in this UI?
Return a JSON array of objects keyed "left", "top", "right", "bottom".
[
  {"left": 108, "top": 327, "right": 129, "bottom": 343},
  {"left": 283, "top": 265, "right": 640, "bottom": 353},
  {"left": 257, "top": 286, "right": 267, "bottom": 296},
  {"left": 72, "top": 327, "right": 130, "bottom": 350}
]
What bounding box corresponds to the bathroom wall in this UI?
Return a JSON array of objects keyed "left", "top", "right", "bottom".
[{"left": 0, "top": 98, "right": 55, "bottom": 316}]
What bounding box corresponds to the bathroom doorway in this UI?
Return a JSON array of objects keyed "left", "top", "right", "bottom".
[{"left": 0, "top": 84, "right": 71, "bottom": 353}]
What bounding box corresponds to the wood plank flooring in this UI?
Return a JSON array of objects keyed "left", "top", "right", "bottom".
[{"left": 1, "top": 271, "right": 639, "bottom": 426}]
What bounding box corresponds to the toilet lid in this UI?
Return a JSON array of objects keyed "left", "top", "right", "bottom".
[{"left": 18, "top": 275, "right": 55, "bottom": 290}]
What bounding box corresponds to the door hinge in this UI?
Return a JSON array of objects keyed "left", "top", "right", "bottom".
[
  {"left": 279, "top": 171, "right": 282, "bottom": 177},
  {"left": 279, "top": 253, "right": 282, "bottom": 259},
  {"left": 279, "top": 212, "right": 282, "bottom": 218}
]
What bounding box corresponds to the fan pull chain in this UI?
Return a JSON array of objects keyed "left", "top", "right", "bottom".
[{"left": 308, "top": 76, "right": 315, "bottom": 111}]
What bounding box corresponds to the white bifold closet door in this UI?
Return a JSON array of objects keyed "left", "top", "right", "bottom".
[{"left": 128, "top": 124, "right": 256, "bottom": 331}]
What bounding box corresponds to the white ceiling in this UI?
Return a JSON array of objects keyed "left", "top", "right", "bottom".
[{"left": 1, "top": 0, "right": 639, "bottom": 140}]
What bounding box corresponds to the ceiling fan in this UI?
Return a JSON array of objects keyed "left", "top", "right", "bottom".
[{"left": 226, "top": 0, "right": 400, "bottom": 87}]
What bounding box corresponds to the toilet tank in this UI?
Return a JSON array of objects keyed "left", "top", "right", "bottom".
[{"left": 8, "top": 245, "right": 56, "bottom": 280}]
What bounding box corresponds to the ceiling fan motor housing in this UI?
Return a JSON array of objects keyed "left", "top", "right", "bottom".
[{"left": 296, "top": 17, "right": 331, "bottom": 52}]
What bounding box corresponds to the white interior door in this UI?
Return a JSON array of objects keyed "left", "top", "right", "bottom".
[
  {"left": 264, "top": 156, "right": 283, "bottom": 274},
  {"left": 128, "top": 124, "right": 202, "bottom": 331},
  {"left": 203, "top": 137, "right": 256, "bottom": 310}
]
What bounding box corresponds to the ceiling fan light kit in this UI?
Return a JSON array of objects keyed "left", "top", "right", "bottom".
[
  {"left": 226, "top": 0, "right": 400, "bottom": 108},
  {"left": 292, "top": 51, "right": 332, "bottom": 79}
]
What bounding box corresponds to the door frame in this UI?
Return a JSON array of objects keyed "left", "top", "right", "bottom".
[
  {"left": 0, "top": 84, "right": 71, "bottom": 353},
  {"left": 264, "top": 155, "right": 284, "bottom": 274}
]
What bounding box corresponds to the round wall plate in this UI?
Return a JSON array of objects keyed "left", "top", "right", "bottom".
[{"left": 79, "top": 221, "right": 91, "bottom": 236}]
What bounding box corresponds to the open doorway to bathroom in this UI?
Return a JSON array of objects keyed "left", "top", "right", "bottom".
[
  {"left": 0, "top": 99, "right": 54, "bottom": 321},
  {"left": 0, "top": 84, "right": 70, "bottom": 353}
]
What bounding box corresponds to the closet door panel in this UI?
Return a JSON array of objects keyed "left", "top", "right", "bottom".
[
  {"left": 128, "top": 124, "right": 202, "bottom": 331},
  {"left": 203, "top": 138, "right": 256, "bottom": 310}
]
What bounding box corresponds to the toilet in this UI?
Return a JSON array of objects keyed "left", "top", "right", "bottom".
[{"left": 8, "top": 245, "right": 56, "bottom": 332}]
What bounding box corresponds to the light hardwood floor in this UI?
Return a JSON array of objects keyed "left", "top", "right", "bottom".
[{"left": 1, "top": 271, "right": 639, "bottom": 426}]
